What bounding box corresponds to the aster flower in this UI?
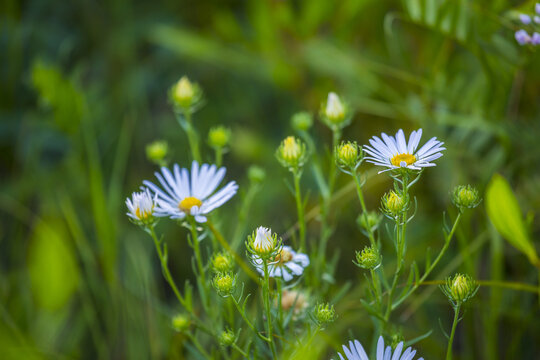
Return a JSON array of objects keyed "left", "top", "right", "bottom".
[
  {"left": 520, "top": 14, "right": 532, "bottom": 25},
  {"left": 252, "top": 246, "right": 309, "bottom": 281},
  {"left": 143, "top": 161, "right": 238, "bottom": 223},
  {"left": 515, "top": 29, "right": 531, "bottom": 45},
  {"left": 335, "top": 336, "right": 424, "bottom": 360},
  {"left": 126, "top": 188, "right": 158, "bottom": 225},
  {"left": 363, "top": 129, "right": 445, "bottom": 173}
]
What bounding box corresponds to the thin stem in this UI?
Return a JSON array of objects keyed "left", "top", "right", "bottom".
[
  {"left": 293, "top": 170, "right": 305, "bottom": 251},
  {"left": 370, "top": 269, "right": 382, "bottom": 310},
  {"left": 215, "top": 147, "right": 223, "bottom": 167},
  {"left": 230, "top": 295, "right": 270, "bottom": 342},
  {"left": 263, "top": 259, "right": 278, "bottom": 360},
  {"left": 353, "top": 172, "right": 376, "bottom": 246},
  {"left": 189, "top": 218, "right": 206, "bottom": 284},
  {"left": 446, "top": 305, "right": 461, "bottom": 360},
  {"left": 185, "top": 331, "right": 212, "bottom": 360},
  {"left": 181, "top": 110, "right": 201, "bottom": 163},
  {"left": 231, "top": 343, "right": 249, "bottom": 358}
]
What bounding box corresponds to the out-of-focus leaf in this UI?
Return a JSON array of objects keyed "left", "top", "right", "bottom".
[
  {"left": 486, "top": 174, "right": 539, "bottom": 266},
  {"left": 28, "top": 218, "right": 80, "bottom": 311}
]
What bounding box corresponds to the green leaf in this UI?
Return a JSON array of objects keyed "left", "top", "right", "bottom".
[{"left": 486, "top": 174, "right": 539, "bottom": 266}]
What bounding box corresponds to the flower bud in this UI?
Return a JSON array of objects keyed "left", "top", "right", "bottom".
[
  {"left": 381, "top": 190, "right": 407, "bottom": 218},
  {"left": 357, "top": 211, "right": 382, "bottom": 233},
  {"left": 291, "top": 112, "right": 313, "bottom": 132},
  {"left": 354, "top": 245, "right": 380, "bottom": 270},
  {"left": 335, "top": 141, "right": 363, "bottom": 171},
  {"left": 275, "top": 136, "right": 308, "bottom": 171},
  {"left": 320, "top": 92, "right": 351, "bottom": 130},
  {"left": 520, "top": 14, "right": 532, "bottom": 24},
  {"left": 126, "top": 189, "right": 158, "bottom": 226},
  {"left": 452, "top": 185, "right": 481, "bottom": 211},
  {"left": 219, "top": 329, "right": 236, "bottom": 347},
  {"left": 248, "top": 165, "right": 266, "bottom": 184},
  {"left": 170, "top": 76, "right": 202, "bottom": 110},
  {"left": 314, "top": 303, "right": 336, "bottom": 325},
  {"left": 246, "top": 226, "right": 280, "bottom": 259},
  {"left": 536, "top": 3, "right": 540, "bottom": 15},
  {"left": 146, "top": 140, "right": 168, "bottom": 166},
  {"left": 440, "top": 273, "right": 479, "bottom": 306},
  {"left": 211, "top": 252, "right": 234, "bottom": 273},
  {"left": 212, "top": 272, "right": 236, "bottom": 297},
  {"left": 208, "top": 126, "right": 231, "bottom": 149},
  {"left": 171, "top": 314, "right": 190, "bottom": 332}
]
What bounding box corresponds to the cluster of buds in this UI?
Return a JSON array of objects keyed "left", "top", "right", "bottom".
[
  {"left": 515, "top": 3, "right": 540, "bottom": 46},
  {"left": 208, "top": 125, "right": 231, "bottom": 150},
  {"left": 357, "top": 211, "right": 382, "bottom": 234},
  {"left": 212, "top": 272, "right": 236, "bottom": 297},
  {"left": 218, "top": 329, "right": 237, "bottom": 347},
  {"left": 381, "top": 190, "right": 408, "bottom": 219},
  {"left": 171, "top": 313, "right": 190, "bottom": 332},
  {"left": 335, "top": 141, "right": 363, "bottom": 173},
  {"left": 125, "top": 189, "right": 158, "bottom": 226},
  {"left": 313, "top": 302, "right": 336, "bottom": 326},
  {"left": 211, "top": 252, "right": 234, "bottom": 273},
  {"left": 320, "top": 92, "right": 351, "bottom": 131},
  {"left": 291, "top": 111, "right": 313, "bottom": 132},
  {"left": 354, "top": 245, "right": 381, "bottom": 270},
  {"left": 169, "top": 76, "right": 203, "bottom": 113},
  {"left": 145, "top": 140, "right": 169, "bottom": 167},
  {"left": 452, "top": 185, "right": 481, "bottom": 212},
  {"left": 440, "top": 273, "right": 479, "bottom": 308},
  {"left": 246, "top": 226, "right": 282, "bottom": 260},
  {"left": 275, "top": 136, "right": 308, "bottom": 172}
]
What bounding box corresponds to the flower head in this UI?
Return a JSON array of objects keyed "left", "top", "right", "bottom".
[
  {"left": 247, "top": 165, "right": 266, "bottom": 184},
  {"left": 143, "top": 161, "right": 238, "bottom": 223},
  {"left": 520, "top": 14, "right": 532, "bottom": 24},
  {"left": 146, "top": 140, "right": 169, "bottom": 166},
  {"left": 335, "top": 336, "right": 424, "bottom": 360},
  {"left": 279, "top": 290, "right": 308, "bottom": 317},
  {"left": 276, "top": 136, "right": 308, "bottom": 170},
  {"left": 363, "top": 129, "right": 445, "bottom": 174},
  {"left": 314, "top": 302, "right": 336, "bottom": 325},
  {"left": 126, "top": 188, "right": 158, "bottom": 225},
  {"left": 211, "top": 252, "right": 234, "bottom": 273},
  {"left": 247, "top": 226, "right": 279, "bottom": 257},
  {"left": 212, "top": 272, "right": 236, "bottom": 297},
  {"left": 381, "top": 190, "right": 407, "bottom": 218},
  {"left": 452, "top": 185, "right": 481, "bottom": 211},
  {"left": 354, "top": 245, "right": 381, "bottom": 270},
  {"left": 357, "top": 211, "right": 382, "bottom": 234},
  {"left": 335, "top": 141, "right": 363, "bottom": 172},
  {"left": 532, "top": 32, "right": 540, "bottom": 45},
  {"left": 440, "top": 273, "right": 479, "bottom": 307},
  {"left": 320, "top": 92, "right": 351, "bottom": 130},
  {"left": 291, "top": 111, "right": 313, "bottom": 131},
  {"left": 171, "top": 314, "right": 190, "bottom": 332},
  {"left": 515, "top": 29, "right": 531, "bottom": 45},
  {"left": 251, "top": 245, "right": 309, "bottom": 281},
  {"left": 219, "top": 329, "right": 236, "bottom": 347},
  {"left": 536, "top": 3, "right": 540, "bottom": 15},
  {"left": 208, "top": 126, "right": 231, "bottom": 149}
]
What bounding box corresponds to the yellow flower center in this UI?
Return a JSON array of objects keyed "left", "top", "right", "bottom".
[
  {"left": 179, "top": 197, "right": 202, "bottom": 212},
  {"left": 274, "top": 249, "right": 293, "bottom": 264},
  {"left": 391, "top": 153, "right": 416, "bottom": 167},
  {"left": 135, "top": 207, "right": 152, "bottom": 220}
]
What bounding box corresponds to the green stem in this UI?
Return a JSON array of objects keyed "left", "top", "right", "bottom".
[
  {"left": 215, "top": 147, "right": 223, "bottom": 167},
  {"left": 293, "top": 170, "right": 306, "bottom": 251},
  {"left": 231, "top": 343, "right": 249, "bottom": 359},
  {"left": 230, "top": 296, "right": 270, "bottom": 342},
  {"left": 370, "top": 269, "right": 382, "bottom": 310},
  {"left": 353, "top": 172, "right": 376, "bottom": 246},
  {"left": 263, "top": 259, "right": 278, "bottom": 360},
  {"left": 446, "top": 304, "right": 461, "bottom": 360},
  {"left": 188, "top": 217, "right": 209, "bottom": 310},
  {"left": 182, "top": 110, "right": 201, "bottom": 163},
  {"left": 186, "top": 331, "right": 212, "bottom": 360}
]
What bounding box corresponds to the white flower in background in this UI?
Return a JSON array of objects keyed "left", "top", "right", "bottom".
[
  {"left": 252, "top": 246, "right": 309, "bottom": 281},
  {"left": 335, "top": 336, "right": 424, "bottom": 360},
  {"left": 143, "top": 161, "right": 238, "bottom": 223},
  {"left": 126, "top": 188, "right": 157, "bottom": 224},
  {"left": 363, "top": 129, "right": 445, "bottom": 173}
]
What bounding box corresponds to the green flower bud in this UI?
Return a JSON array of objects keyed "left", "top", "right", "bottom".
[
  {"left": 354, "top": 245, "right": 380, "bottom": 270},
  {"left": 170, "top": 76, "right": 203, "bottom": 111},
  {"left": 146, "top": 140, "right": 168, "bottom": 166},
  {"left": 212, "top": 272, "right": 236, "bottom": 297},
  {"left": 208, "top": 126, "right": 231, "bottom": 149},
  {"left": 357, "top": 211, "right": 382, "bottom": 233},
  {"left": 452, "top": 185, "right": 481, "bottom": 211},
  {"left": 248, "top": 165, "right": 266, "bottom": 184},
  {"left": 314, "top": 303, "right": 336, "bottom": 325},
  {"left": 320, "top": 92, "right": 351, "bottom": 130},
  {"left": 219, "top": 329, "right": 236, "bottom": 347},
  {"left": 390, "top": 333, "right": 404, "bottom": 350},
  {"left": 381, "top": 190, "right": 407, "bottom": 218},
  {"left": 335, "top": 141, "right": 363, "bottom": 171},
  {"left": 440, "top": 273, "right": 479, "bottom": 307},
  {"left": 211, "top": 252, "right": 233, "bottom": 273},
  {"left": 275, "top": 136, "right": 308, "bottom": 171},
  {"left": 291, "top": 111, "right": 313, "bottom": 131},
  {"left": 171, "top": 314, "right": 190, "bottom": 332}
]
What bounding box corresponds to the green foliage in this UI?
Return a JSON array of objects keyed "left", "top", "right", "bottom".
[{"left": 486, "top": 173, "right": 539, "bottom": 266}]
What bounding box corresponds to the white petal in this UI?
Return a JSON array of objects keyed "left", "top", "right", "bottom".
[
  {"left": 396, "top": 129, "right": 407, "bottom": 154},
  {"left": 353, "top": 340, "right": 369, "bottom": 360},
  {"left": 377, "top": 336, "right": 385, "bottom": 360},
  {"left": 391, "top": 342, "right": 403, "bottom": 360}
]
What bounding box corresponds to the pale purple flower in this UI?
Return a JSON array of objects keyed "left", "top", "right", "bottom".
[
  {"left": 520, "top": 14, "right": 531, "bottom": 24},
  {"left": 334, "top": 336, "right": 424, "bottom": 360},
  {"left": 536, "top": 3, "right": 540, "bottom": 15},
  {"left": 515, "top": 30, "right": 531, "bottom": 45},
  {"left": 534, "top": 16, "right": 540, "bottom": 24},
  {"left": 532, "top": 32, "right": 540, "bottom": 45}
]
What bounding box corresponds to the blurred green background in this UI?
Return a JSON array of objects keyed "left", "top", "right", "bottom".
[{"left": 1, "top": 0, "right": 540, "bottom": 359}]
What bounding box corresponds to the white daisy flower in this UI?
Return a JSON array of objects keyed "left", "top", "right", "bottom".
[
  {"left": 335, "top": 336, "right": 424, "bottom": 360},
  {"left": 143, "top": 161, "right": 238, "bottom": 223},
  {"left": 252, "top": 246, "right": 309, "bottom": 282},
  {"left": 126, "top": 188, "right": 158, "bottom": 224},
  {"left": 363, "top": 129, "right": 445, "bottom": 173},
  {"left": 252, "top": 226, "right": 276, "bottom": 255}
]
